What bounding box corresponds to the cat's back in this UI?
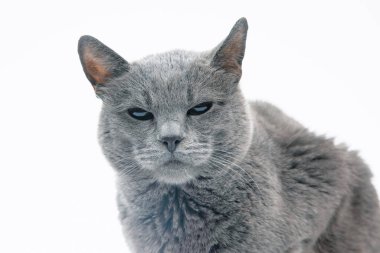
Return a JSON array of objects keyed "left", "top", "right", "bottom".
[
  {"left": 249, "top": 101, "right": 380, "bottom": 252},
  {"left": 248, "top": 100, "right": 372, "bottom": 188}
]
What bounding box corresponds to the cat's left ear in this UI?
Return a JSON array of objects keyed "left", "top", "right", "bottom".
[
  {"left": 78, "top": 35, "right": 129, "bottom": 94},
  {"left": 210, "top": 18, "right": 248, "bottom": 77}
]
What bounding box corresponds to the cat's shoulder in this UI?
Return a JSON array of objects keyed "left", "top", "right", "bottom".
[
  {"left": 248, "top": 100, "right": 304, "bottom": 138},
  {"left": 248, "top": 101, "right": 371, "bottom": 180},
  {"left": 248, "top": 100, "right": 338, "bottom": 151}
]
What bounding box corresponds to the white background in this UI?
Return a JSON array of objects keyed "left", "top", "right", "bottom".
[{"left": 0, "top": 0, "right": 379, "bottom": 252}]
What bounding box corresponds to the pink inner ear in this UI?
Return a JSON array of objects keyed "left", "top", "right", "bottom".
[
  {"left": 83, "top": 48, "right": 111, "bottom": 86},
  {"left": 218, "top": 31, "right": 245, "bottom": 76}
]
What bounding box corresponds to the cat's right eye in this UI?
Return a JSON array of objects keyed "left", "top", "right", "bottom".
[{"left": 127, "top": 108, "right": 154, "bottom": 121}]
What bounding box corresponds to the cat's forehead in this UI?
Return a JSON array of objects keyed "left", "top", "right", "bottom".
[
  {"left": 124, "top": 50, "right": 214, "bottom": 108},
  {"left": 139, "top": 50, "right": 201, "bottom": 67},
  {"left": 134, "top": 50, "right": 210, "bottom": 80}
]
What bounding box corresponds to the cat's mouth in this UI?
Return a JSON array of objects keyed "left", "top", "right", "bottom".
[
  {"left": 157, "top": 151, "right": 209, "bottom": 168},
  {"left": 153, "top": 154, "right": 197, "bottom": 184},
  {"left": 160, "top": 153, "right": 187, "bottom": 166},
  {"left": 164, "top": 159, "right": 183, "bottom": 166}
]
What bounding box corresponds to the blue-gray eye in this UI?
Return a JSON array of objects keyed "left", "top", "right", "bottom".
[
  {"left": 127, "top": 108, "right": 154, "bottom": 120},
  {"left": 187, "top": 102, "right": 213, "bottom": 116}
]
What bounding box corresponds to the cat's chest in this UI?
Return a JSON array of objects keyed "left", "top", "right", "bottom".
[
  {"left": 135, "top": 186, "right": 229, "bottom": 233},
  {"left": 119, "top": 183, "right": 243, "bottom": 252},
  {"left": 139, "top": 187, "right": 206, "bottom": 231},
  {"left": 118, "top": 179, "right": 298, "bottom": 253}
]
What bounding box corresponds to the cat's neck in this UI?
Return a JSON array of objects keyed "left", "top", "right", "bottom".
[{"left": 116, "top": 158, "right": 267, "bottom": 223}]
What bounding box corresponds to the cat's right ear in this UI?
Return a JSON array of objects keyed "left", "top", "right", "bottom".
[{"left": 78, "top": 36, "right": 129, "bottom": 96}]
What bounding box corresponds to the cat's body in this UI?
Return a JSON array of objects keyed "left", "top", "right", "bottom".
[
  {"left": 78, "top": 18, "right": 380, "bottom": 252},
  {"left": 112, "top": 101, "right": 380, "bottom": 253}
]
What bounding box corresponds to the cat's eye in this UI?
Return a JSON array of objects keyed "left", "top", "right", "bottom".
[
  {"left": 187, "top": 102, "right": 213, "bottom": 116},
  {"left": 127, "top": 108, "right": 154, "bottom": 121}
]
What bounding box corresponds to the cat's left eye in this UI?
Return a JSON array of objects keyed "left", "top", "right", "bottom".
[
  {"left": 187, "top": 102, "right": 213, "bottom": 116},
  {"left": 127, "top": 108, "right": 154, "bottom": 121}
]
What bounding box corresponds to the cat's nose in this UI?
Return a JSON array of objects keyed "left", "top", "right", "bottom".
[{"left": 159, "top": 135, "right": 183, "bottom": 153}]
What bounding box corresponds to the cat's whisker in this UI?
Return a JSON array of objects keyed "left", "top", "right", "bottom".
[
  {"left": 211, "top": 148, "right": 240, "bottom": 157},
  {"left": 111, "top": 155, "right": 136, "bottom": 167},
  {"left": 203, "top": 164, "right": 230, "bottom": 185},
  {"left": 183, "top": 168, "right": 192, "bottom": 181},
  {"left": 210, "top": 156, "right": 263, "bottom": 200},
  {"left": 207, "top": 160, "right": 260, "bottom": 198},
  {"left": 206, "top": 159, "right": 235, "bottom": 180},
  {"left": 212, "top": 154, "right": 261, "bottom": 189},
  {"left": 109, "top": 153, "right": 141, "bottom": 171},
  {"left": 181, "top": 151, "right": 210, "bottom": 157},
  {"left": 204, "top": 160, "right": 246, "bottom": 187},
  {"left": 208, "top": 158, "right": 254, "bottom": 190},
  {"left": 211, "top": 148, "right": 252, "bottom": 163},
  {"left": 120, "top": 162, "right": 139, "bottom": 175},
  {"left": 118, "top": 166, "right": 139, "bottom": 179},
  {"left": 209, "top": 158, "right": 254, "bottom": 187}
]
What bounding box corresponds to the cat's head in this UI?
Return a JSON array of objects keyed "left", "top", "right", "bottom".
[{"left": 78, "top": 18, "right": 253, "bottom": 184}]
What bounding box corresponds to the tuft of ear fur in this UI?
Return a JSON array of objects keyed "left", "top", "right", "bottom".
[
  {"left": 211, "top": 18, "right": 248, "bottom": 77},
  {"left": 78, "top": 35, "right": 129, "bottom": 94}
]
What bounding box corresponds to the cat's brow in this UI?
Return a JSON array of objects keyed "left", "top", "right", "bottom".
[
  {"left": 186, "top": 84, "right": 194, "bottom": 104},
  {"left": 142, "top": 90, "right": 153, "bottom": 107}
]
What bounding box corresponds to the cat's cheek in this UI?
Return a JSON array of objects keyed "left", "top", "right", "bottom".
[
  {"left": 131, "top": 145, "right": 160, "bottom": 169},
  {"left": 195, "top": 153, "right": 212, "bottom": 165}
]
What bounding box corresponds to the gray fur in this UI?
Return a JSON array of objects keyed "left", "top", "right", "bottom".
[{"left": 78, "top": 18, "right": 380, "bottom": 252}]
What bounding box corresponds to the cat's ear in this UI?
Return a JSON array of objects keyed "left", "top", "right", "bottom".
[
  {"left": 78, "top": 35, "right": 129, "bottom": 94},
  {"left": 210, "top": 18, "right": 248, "bottom": 77}
]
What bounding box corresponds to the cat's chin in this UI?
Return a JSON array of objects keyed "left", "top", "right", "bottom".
[{"left": 153, "top": 161, "right": 197, "bottom": 185}]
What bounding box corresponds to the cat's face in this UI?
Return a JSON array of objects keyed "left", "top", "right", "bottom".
[{"left": 78, "top": 18, "right": 252, "bottom": 184}]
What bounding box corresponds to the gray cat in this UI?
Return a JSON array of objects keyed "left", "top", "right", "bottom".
[{"left": 78, "top": 18, "right": 380, "bottom": 253}]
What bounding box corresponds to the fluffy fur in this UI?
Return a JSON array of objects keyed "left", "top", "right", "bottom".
[{"left": 78, "top": 18, "right": 380, "bottom": 252}]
